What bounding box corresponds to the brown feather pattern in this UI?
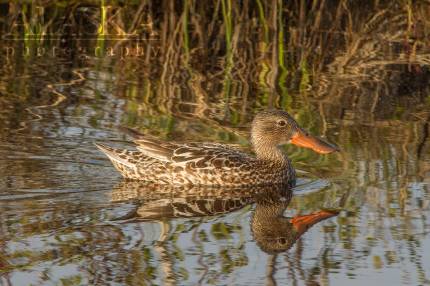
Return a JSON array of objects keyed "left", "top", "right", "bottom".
[{"left": 96, "top": 140, "right": 295, "bottom": 187}]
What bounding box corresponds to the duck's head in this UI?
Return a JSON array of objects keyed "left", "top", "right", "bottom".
[{"left": 251, "top": 109, "right": 339, "bottom": 160}]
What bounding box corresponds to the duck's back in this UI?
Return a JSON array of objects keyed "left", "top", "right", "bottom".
[{"left": 96, "top": 139, "right": 295, "bottom": 187}]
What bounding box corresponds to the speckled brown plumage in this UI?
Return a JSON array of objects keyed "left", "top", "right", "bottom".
[{"left": 96, "top": 109, "right": 338, "bottom": 187}]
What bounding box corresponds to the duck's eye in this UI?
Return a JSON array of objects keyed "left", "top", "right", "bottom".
[{"left": 277, "top": 120, "right": 287, "bottom": 127}]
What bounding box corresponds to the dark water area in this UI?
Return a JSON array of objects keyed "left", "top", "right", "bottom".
[{"left": 0, "top": 1, "right": 430, "bottom": 285}]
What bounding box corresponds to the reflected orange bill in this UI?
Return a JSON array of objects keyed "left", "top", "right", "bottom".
[{"left": 290, "top": 210, "right": 339, "bottom": 233}]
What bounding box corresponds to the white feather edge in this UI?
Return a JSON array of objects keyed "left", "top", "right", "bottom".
[{"left": 95, "top": 143, "right": 136, "bottom": 169}]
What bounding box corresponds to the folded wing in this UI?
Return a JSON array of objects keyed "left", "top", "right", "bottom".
[{"left": 134, "top": 137, "right": 252, "bottom": 169}]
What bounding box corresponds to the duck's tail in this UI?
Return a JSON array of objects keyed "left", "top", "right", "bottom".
[{"left": 94, "top": 143, "right": 140, "bottom": 179}]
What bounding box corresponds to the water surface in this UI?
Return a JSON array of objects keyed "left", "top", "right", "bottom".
[{"left": 1, "top": 1, "right": 430, "bottom": 285}]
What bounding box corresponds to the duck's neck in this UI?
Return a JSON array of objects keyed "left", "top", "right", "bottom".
[{"left": 252, "top": 138, "right": 288, "bottom": 165}]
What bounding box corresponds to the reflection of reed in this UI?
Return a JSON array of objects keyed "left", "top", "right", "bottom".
[
  {"left": 2, "top": 1, "right": 429, "bottom": 135},
  {"left": 265, "top": 254, "right": 278, "bottom": 286},
  {"left": 154, "top": 221, "right": 176, "bottom": 286}
]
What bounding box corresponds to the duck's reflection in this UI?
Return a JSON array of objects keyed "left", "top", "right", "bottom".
[
  {"left": 251, "top": 189, "right": 338, "bottom": 253},
  {"left": 111, "top": 181, "right": 339, "bottom": 253},
  {"left": 111, "top": 181, "right": 257, "bottom": 220}
]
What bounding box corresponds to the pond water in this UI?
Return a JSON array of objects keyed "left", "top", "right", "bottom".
[{"left": 0, "top": 1, "right": 430, "bottom": 285}]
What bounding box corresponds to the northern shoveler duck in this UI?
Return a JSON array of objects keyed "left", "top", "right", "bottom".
[{"left": 95, "top": 109, "right": 339, "bottom": 186}]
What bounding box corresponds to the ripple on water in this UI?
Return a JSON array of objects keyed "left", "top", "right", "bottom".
[{"left": 293, "top": 169, "right": 331, "bottom": 195}]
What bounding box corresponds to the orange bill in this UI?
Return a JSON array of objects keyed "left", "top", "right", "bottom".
[
  {"left": 290, "top": 130, "right": 339, "bottom": 154},
  {"left": 290, "top": 210, "right": 339, "bottom": 234}
]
